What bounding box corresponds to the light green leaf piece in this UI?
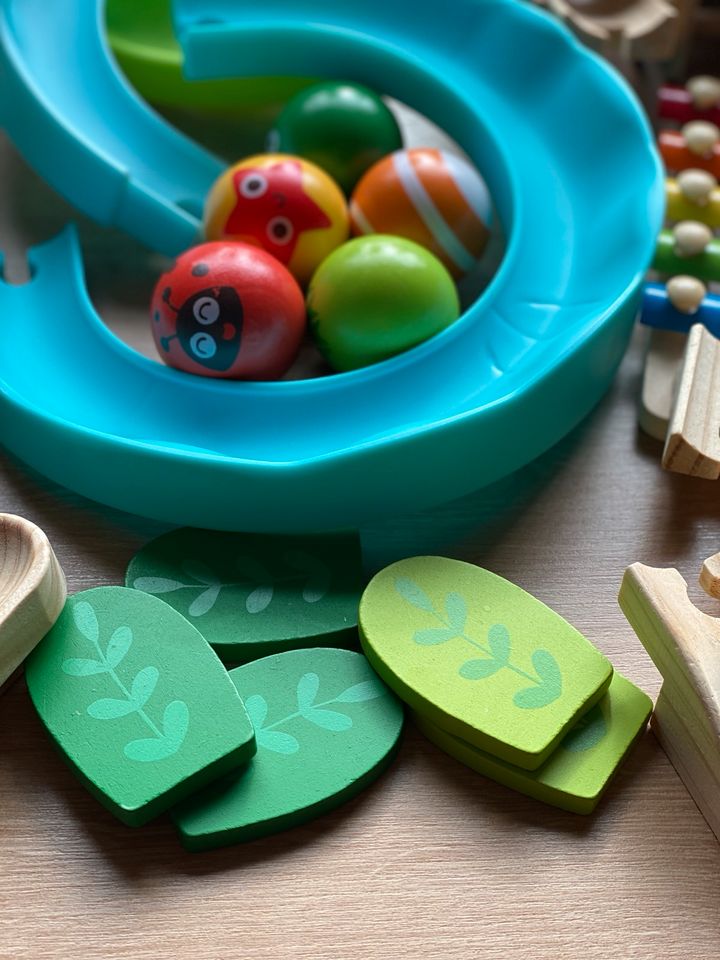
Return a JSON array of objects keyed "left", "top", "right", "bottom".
[
  {"left": 488, "top": 624, "right": 511, "bottom": 665},
  {"left": 87, "top": 697, "right": 138, "bottom": 720},
  {"left": 257, "top": 728, "right": 300, "bottom": 755},
  {"left": 26, "top": 586, "right": 256, "bottom": 826},
  {"left": 127, "top": 529, "right": 364, "bottom": 662},
  {"left": 445, "top": 592, "right": 467, "bottom": 632},
  {"left": 296, "top": 672, "right": 320, "bottom": 712},
  {"left": 131, "top": 577, "right": 184, "bottom": 594},
  {"left": 130, "top": 666, "right": 159, "bottom": 709},
  {"left": 562, "top": 704, "right": 607, "bottom": 753},
  {"left": 359, "top": 556, "right": 612, "bottom": 770},
  {"left": 182, "top": 560, "right": 219, "bottom": 586},
  {"left": 73, "top": 602, "right": 99, "bottom": 644},
  {"left": 413, "top": 627, "right": 455, "bottom": 646},
  {"left": 244, "top": 694, "right": 268, "bottom": 730},
  {"left": 172, "top": 648, "right": 404, "bottom": 850},
  {"left": 459, "top": 658, "right": 502, "bottom": 680},
  {"left": 246, "top": 585, "right": 273, "bottom": 614},
  {"left": 394, "top": 577, "right": 433, "bottom": 612},
  {"left": 106, "top": 625, "right": 133, "bottom": 669},
  {"left": 304, "top": 708, "right": 353, "bottom": 732},
  {"left": 61, "top": 658, "right": 107, "bottom": 677},
  {"left": 335, "top": 679, "right": 384, "bottom": 703},
  {"left": 188, "top": 585, "right": 221, "bottom": 618},
  {"left": 414, "top": 672, "right": 652, "bottom": 815}
]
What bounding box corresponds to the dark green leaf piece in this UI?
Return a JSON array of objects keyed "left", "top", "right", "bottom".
[
  {"left": 172, "top": 648, "right": 404, "bottom": 851},
  {"left": 127, "top": 529, "right": 364, "bottom": 662},
  {"left": 26, "top": 587, "right": 256, "bottom": 826}
]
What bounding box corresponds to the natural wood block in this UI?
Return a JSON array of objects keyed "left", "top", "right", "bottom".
[
  {"left": 26, "top": 587, "right": 257, "bottom": 825},
  {"left": 663, "top": 323, "right": 720, "bottom": 478},
  {"left": 359, "top": 557, "right": 612, "bottom": 770},
  {"left": 172, "top": 648, "right": 403, "bottom": 851},
  {"left": 0, "top": 513, "right": 66, "bottom": 689},
  {"left": 619, "top": 558, "right": 720, "bottom": 842},
  {"left": 638, "top": 328, "right": 686, "bottom": 441},
  {"left": 127, "top": 528, "right": 364, "bottom": 662}
]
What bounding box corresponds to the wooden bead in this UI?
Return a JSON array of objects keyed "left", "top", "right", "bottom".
[
  {"left": 682, "top": 121, "right": 720, "bottom": 158},
  {"left": 672, "top": 220, "right": 713, "bottom": 258},
  {"left": 687, "top": 75, "right": 720, "bottom": 110},
  {"left": 677, "top": 168, "right": 718, "bottom": 205},
  {"left": 666, "top": 275, "right": 708, "bottom": 314}
]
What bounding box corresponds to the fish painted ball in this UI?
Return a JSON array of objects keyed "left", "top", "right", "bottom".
[
  {"left": 203, "top": 154, "right": 349, "bottom": 286},
  {"left": 350, "top": 148, "right": 491, "bottom": 278},
  {"left": 268, "top": 81, "right": 403, "bottom": 194},
  {"left": 151, "top": 242, "right": 306, "bottom": 380},
  {"left": 306, "top": 235, "right": 461, "bottom": 371}
]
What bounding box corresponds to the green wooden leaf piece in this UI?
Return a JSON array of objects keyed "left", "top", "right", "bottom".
[
  {"left": 459, "top": 658, "right": 502, "bottom": 680},
  {"left": 172, "top": 648, "right": 404, "bottom": 851},
  {"left": 415, "top": 673, "right": 652, "bottom": 813},
  {"left": 25, "top": 587, "right": 256, "bottom": 826},
  {"left": 359, "top": 557, "right": 613, "bottom": 770},
  {"left": 127, "top": 529, "right": 364, "bottom": 662}
]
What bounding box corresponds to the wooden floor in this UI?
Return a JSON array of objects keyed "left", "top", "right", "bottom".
[{"left": 1, "top": 102, "right": 720, "bottom": 960}]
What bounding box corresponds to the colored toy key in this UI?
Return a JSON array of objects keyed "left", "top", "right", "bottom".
[
  {"left": 665, "top": 171, "right": 720, "bottom": 228},
  {"left": 653, "top": 223, "right": 720, "bottom": 283},
  {"left": 659, "top": 123, "right": 720, "bottom": 177},
  {"left": 415, "top": 672, "right": 651, "bottom": 814},
  {"left": 172, "top": 647, "right": 404, "bottom": 850},
  {"left": 641, "top": 280, "right": 720, "bottom": 337},
  {"left": 350, "top": 148, "right": 491, "bottom": 278},
  {"left": 25, "top": 587, "right": 256, "bottom": 825},
  {"left": 203, "top": 154, "right": 349, "bottom": 285},
  {"left": 151, "top": 241, "right": 306, "bottom": 380},
  {"left": 268, "top": 81, "right": 403, "bottom": 194},
  {"left": 127, "top": 528, "right": 364, "bottom": 662},
  {"left": 307, "top": 235, "right": 460, "bottom": 371},
  {"left": 658, "top": 77, "right": 720, "bottom": 126},
  {"left": 359, "top": 557, "right": 613, "bottom": 769}
]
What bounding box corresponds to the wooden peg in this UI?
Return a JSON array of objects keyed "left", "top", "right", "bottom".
[
  {"left": 0, "top": 514, "right": 66, "bottom": 690},
  {"left": 662, "top": 323, "right": 720, "bottom": 478},
  {"left": 619, "top": 559, "right": 720, "bottom": 840}
]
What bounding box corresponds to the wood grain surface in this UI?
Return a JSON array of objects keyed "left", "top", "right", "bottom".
[{"left": 1, "top": 102, "right": 720, "bottom": 959}]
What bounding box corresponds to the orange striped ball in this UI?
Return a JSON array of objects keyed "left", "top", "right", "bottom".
[{"left": 349, "top": 148, "right": 491, "bottom": 278}]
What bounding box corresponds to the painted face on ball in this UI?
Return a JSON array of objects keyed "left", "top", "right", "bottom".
[
  {"left": 224, "top": 160, "right": 331, "bottom": 265},
  {"left": 158, "top": 285, "right": 244, "bottom": 372}
]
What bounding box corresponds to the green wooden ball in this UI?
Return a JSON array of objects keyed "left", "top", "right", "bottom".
[
  {"left": 307, "top": 236, "right": 461, "bottom": 371},
  {"left": 268, "top": 82, "right": 403, "bottom": 194}
]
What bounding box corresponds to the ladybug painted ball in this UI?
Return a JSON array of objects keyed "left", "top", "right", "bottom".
[
  {"left": 203, "top": 153, "right": 349, "bottom": 286},
  {"left": 268, "top": 81, "right": 404, "bottom": 194},
  {"left": 350, "top": 148, "right": 491, "bottom": 278},
  {"left": 151, "top": 242, "right": 306, "bottom": 380}
]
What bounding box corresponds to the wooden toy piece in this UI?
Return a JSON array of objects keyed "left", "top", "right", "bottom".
[
  {"left": 659, "top": 79, "right": 720, "bottom": 126},
  {"left": 172, "top": 648, "right": 403, "bottom": 851},
  {"left": 25, "top": 587, "right": 256, "bottom": 825},
  {"left": 203, "top": 154, "right": 349, "bottom": 286},
  {"left": 415, "top": 672, "right": 651, "bottom": 814},
  {"left": 640, "top": 279, "right": 720, "bottom": 337},
  {"left": 127, "top": 528, "right": 364, "bottom": 662},
  {"left": 306, "top": 236, "right": 460, "bottom": 372},
  {"left": 151, "top": 241, "right": 305, "bottom": 380},
  {"left": 0, "top": 514, "right": 66, "bottom": 690},
  {"left": 699, "top": 552, "right": 720, "bottom": 600},
  {"left": 618, "top": 557, "right": 720, "bottom": 842},
  {"left": 359, "top": 557, "right": 612, "bottom": 770},
  {"left": 349, "top": 148, "right": 491, "bottom": 278},
  {"left": 268, "top": 81, "right": 403, "bottom": 195},
  {"left": 638, "top": 328, "right": 686, "bottom": 441},
  {"left": 659, "top": 125, "right": 720, "bottom": 178},
  {"left": 662, "top": 323, "right": 720, "bottom": 479},
  {"left": 653, "top": 223, "right": 720, "bottom": 282},
  {"left": 665, "top": 171, "right": 720, "bottom": 228}
]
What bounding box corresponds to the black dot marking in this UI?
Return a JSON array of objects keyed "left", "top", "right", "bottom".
[
  {"left": 272, "top": 222, "right": 288, "bottom": 239},
  {"left": 162, "top": 286, "right": 172, "bottom": 302},
  {"left": 153, "top": 310, "right": 161, "bottom": 323},
  {"left": 191, "top": 262, "right": 209, "bottom": 277}
]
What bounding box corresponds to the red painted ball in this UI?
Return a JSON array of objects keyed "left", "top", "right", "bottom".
[{"left": 151, "top": 241, "right": 306, "bottom": 380}]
